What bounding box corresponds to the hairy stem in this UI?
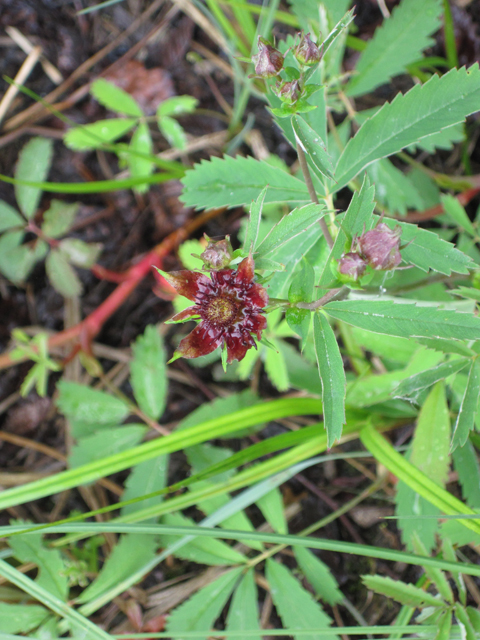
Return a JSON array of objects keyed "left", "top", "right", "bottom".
[
  {"left": 296, "top": 285, "right": 348, "bottom": 310},
  {"left": 296, "top": 143, "right": 334, "bottom": 249}
]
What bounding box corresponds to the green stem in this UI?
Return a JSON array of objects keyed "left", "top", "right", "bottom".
[{"left": 296, "top": 144, "right": 334, "bottom": 249}]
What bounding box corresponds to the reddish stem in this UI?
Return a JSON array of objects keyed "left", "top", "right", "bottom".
[
  {"left": 0, "top": 208, "right": 223, "bottom": 371},
  {"left": 401, "top": 187, "right": 480, "bottom": 223}
]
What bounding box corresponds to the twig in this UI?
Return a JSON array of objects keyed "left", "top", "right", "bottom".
[
  {"left": 296, "top": 286, "right": 348, "bottom": 310},
  {"left": 0, "top": 45, "right": 42, "bottom": 125},
  {"left": 5, "top": 26, "right": 63, "bottom": 84},
  {"left": 296, "top": 144, "right": 335, "bottom": 249}
]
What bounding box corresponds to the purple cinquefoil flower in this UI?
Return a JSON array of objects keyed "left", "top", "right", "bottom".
[
  {"left": 357, "top": 223, "right": 402, "bottom": 271},
  {"left": 164, "top": 256, "right": 268, "bottom": 363},
  {"left": 338, "top": 252, "right": 367, "bottom": 281},
  {"left": 294, "top": 33, "right": 322, "bottom": 66},
  {"left": 252, "top": 37, "right": 284, "bottom": 78}
]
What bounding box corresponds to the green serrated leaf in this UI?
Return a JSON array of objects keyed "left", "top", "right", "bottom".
[
  {"left": 434, "top": 609, "right": 453, "bottom": 640},
  {"left": 451, "top": 359, "right": 480, "bottom": 451},
  {"left": 166, "top": 567, "right": 243, "bottom": 639},
  {"left": 394, "top": 359, "right": 469, "bottom": 400},
  {"left": 121, "top": 455, "right": 168, "bottom": 519},
  {"left": 396, "top": 383, "right": 450, "bottom": 552},
  {"left": 157, "top": 95, "right": 198, "bottom": 117},
  {"left": 0, "top": 231, "right": 46, "bottom": 283},
  {"left": 383, "top": 214, "right": 474, "bottom": 276},
  {"left": 266, "top": 559, "right": 335, "bottom": 640},
  {"left": 319, "top": 174, "right": 375, "bottom": 286},
  {"left": 313, "top": 313, "right": 346, "bottom": 447},
  {"left": 41, "top": 200, "right": 79, "bottom": 238},
  {"left": 292, "top": 116, "right": 335, "bottom": 180},
  {"left": 366, "top": 159, "right": 424, "bottom": 215},
  {"left": 64, "top": 118, "right": 137, "bottom": 151},
  {"left": 346, "top": 0, "right": 441, "bottom": 97},
  {"left": 56, "top": 380, "right": 130, "bottom": 425},
  {"left": 336, "top": 65, "right": 480, "bottom": 191},
  {"left": 0, "top": 200, "right": 24, "bottom": 232},
  {"left": 411, "top": 533, "right": 453, "bottom": 603},
  {"left": 178, "top": 239, "right": 205, "bottom": 270},
  {"left": 415, "top": 337, "right": 475, "bottom": 358},
  {"left": 286, "top": 308, "right": 311, "bottom": 346},
  {"left": 15, "top": 137, "right": 53, "bottom": 219},
  {"left": 159, "top": 115, "right": 187, "bottom": 150},
  {"left": 127, "top": 121, "right": 154, "bottom": 194},
  {"left": 452, "top": 440, "right": 480, "bottom": 509},
  {"left": 244, "top": 186, "right": 267, "bottom": 253},
  {"left": 294, "top": 546, "right": 343, "bottom": 606},
  {"left": 257, "top": 487, "right": 287, "bottom": 534},
  {"left": 413, "top": 122, "right": 465, "bottom": 153},
  {"left": 0, "top": 602, "right": 49, "bottom": 633},
  {"left": 69, "top": 425, "right": 147, "bottom": 469},
  {"left": 288, "top": 256, "right": 315, "bottom": 305},
  {"left": 45, "top": 249, "right": 83, "bottom": 298},
  {"left": 9, "top": 525, "right": 68, "bottom": 601},
  {"left": 362, "top": 574, "right": 443, "bottom": 608},
  {"left": 180, "top": 156, "right": 310, "bottom": 209},
  {"left": 130, "top": 325, "right": 167, "bottom": 421},
  {"left": 265, "top": 340, "right": 290, "bottom": 392},
  {"left": 58, "top": 238, "right": 102, "bottom": 268},
  {"left": 441, "top": 194, "right": 476, "bottom": 237},
  {"left": 90, "top": 78, "right": 143, "bottom": 117},
  {"left": 325, "top": 300, "right": 480, "bottom": 341},
  {"left": 76, "top": 533, "right": 156, "bottom": 604},
  {"left": 256, "top": 204, "right": 324, "bottom": 257},
  {"left": 321, "top": 7, "right": 355, "bottom": 57},
  {"left": 225, "top": 569, "right": 260, "bottom": 635}
]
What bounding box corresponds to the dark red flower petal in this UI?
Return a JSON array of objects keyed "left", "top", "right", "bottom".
[
  {"left": 245, "top": 283, "right": 269, "bottom": 308},
  {"left": 170, "top": 306, "right": 201, "bottom": 323},
  {"left": 235, "top": 256, "right": 255, "bottom": 285},
  {"left": 162, "top": 270, "right": 212, "bottom": 301},
  {"left": 225, "top": 332, "right": 256, "bottom": 363},
  {"left": 243, "top": 313, "right": 267, "bottom": 338},
  {"left": 175, "top": 322, "right": 222, "bottom": 359}
]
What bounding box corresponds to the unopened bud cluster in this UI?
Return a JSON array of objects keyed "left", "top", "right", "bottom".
[
  {"left": 199, "top": 235, "right": 234, "bottom": 270},
  {"left": 338, "top": 223, "right": 403, "bottom": 283},
  {"left": 251, "top": 33, "right": 322, "bottom": 105}
]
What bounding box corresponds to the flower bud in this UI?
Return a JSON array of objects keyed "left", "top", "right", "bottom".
[
  {"left": 200, "top": 235, "right": 233, "bottom": 270},
  {"left": 357, "top": 223, "right": 402, "bottom": 271},
  {"left": 294, "top": 33, "right": 322, "bottom": 66},
  {"left": 252, "top": 37, "right": 284, "bottom": 78},
  {"left": 337, "top": 252, "right": 367, "bottom": 281},
  {"left": 277, "top": 79, "right": 300, "bottom": 104}
]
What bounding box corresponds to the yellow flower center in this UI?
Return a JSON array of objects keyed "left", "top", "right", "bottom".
[{"left": 205, "top": 297, "right": 239, "bottom": 326}]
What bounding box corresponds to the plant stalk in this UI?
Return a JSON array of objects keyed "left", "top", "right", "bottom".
[{"left": 296, "top": 143, "right": 334, "bottom": 249}]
